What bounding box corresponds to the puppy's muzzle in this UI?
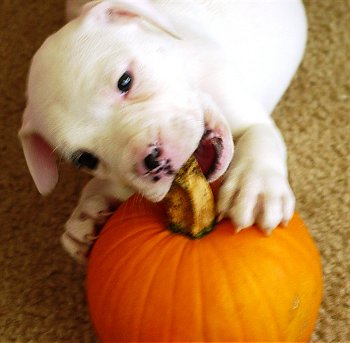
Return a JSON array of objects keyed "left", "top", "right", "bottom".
[
  {"left": 140, "top": 129, "right": 226, "bottom": 183},
  {"left": 142, "top": 146, "right": 175, "bottom": 183}
]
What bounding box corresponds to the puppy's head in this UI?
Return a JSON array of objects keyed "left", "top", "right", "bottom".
[{"left": 19, "top": 0, "right": 233, "bottom": 202}]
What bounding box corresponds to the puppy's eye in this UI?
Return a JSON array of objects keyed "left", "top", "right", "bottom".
[
  {"left": 71, "top": 151, "right": 99, "bottom": 170},
  {"left": 117, "top": 71, "right": 133, "bottom": 93}
]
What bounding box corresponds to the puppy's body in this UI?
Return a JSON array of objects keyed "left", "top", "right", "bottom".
[{"left": 20, "top": 0, "right": 307, "bottom": 261}]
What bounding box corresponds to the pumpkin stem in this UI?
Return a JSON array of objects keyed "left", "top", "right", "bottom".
[{"left": 164, "top": 156, "right": 216, "bottom": 238}]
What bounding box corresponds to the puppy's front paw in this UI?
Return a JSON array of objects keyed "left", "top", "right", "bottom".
[
  {"left": 217, "top": 165, "right": 295, "bottom": 234},
  {"left": 61, "top": 195, "right": 118, "bottom": 263}
]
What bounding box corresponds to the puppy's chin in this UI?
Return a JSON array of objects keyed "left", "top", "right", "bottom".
[
  {"left": 138, "top": 182, "right": 173, "bottom": 203},
  {"left": 143, "top": 189, "right": 170, "bottom": 203}
]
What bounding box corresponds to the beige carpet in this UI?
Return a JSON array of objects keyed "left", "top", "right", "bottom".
[{"left": 0, "top": 0, "right": 349, "bottom": 341}]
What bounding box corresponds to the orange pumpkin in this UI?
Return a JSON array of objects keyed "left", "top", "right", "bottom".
[{"left": 87, "top": 196, "right": 322, "bottom": 342}]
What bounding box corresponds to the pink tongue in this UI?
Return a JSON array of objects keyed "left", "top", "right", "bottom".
[{"left": 194, "top": 138, "right": 218, "bottom": 177}]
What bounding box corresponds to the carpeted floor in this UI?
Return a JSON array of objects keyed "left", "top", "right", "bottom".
[{"left": 0, "top": 0, "right": 349, "bottom": 341}]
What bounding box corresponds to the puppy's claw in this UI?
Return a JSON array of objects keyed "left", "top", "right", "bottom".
[
  {"left": 216, "top": 211, "right": 225, "bottom": 222},
  {"left": 218, "top": 167, "right": 295, "bottom": 236},
  {"left": 60, "top": 232, "right": 91, "bottom": 264},
  {"left": 62, "top": 195, "right": 118, "bottom": 262},
  {"left": 98, "top": 210, "right": 114, "bottom": 217},
  {"left": 234, "top": 226, "right": 244, "bottom": 234},
  {"left": 280, "top": 220, "right": 288, "bottom": 228},
  {"left": 84, "top": 233, "right": 99, "bottom": 241},
  {"left": 263, "top": 227, "right": 274, "bottom": 236}
]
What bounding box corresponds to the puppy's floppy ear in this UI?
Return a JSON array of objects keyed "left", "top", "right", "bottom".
[
  {"left": 19, "top": 106, "right": 58, "bottom": 195},
  {"left": 82, "top": 0, "right": 180, "bottom": 39}
]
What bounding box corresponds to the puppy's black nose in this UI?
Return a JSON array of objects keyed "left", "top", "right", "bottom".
[{"left": 144, "top": 148, "right": 161, "bottom": 171}]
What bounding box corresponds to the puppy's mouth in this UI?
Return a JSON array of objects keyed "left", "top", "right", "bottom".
[
  {"left": 134, "top": 125, "right": 232, "bottom": 203},
  {"left": 193, "top": 129, "right": 223, "bottom": 181}
]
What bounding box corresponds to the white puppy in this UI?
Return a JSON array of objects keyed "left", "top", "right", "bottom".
[{"left": 19, "top": 0, "right": 307, "bottom": 261}]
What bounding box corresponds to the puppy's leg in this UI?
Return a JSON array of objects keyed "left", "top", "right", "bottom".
[
  {"left": 217, "top": 123, "right": 295, "bottom": 233},
  {"left": 61, "top": 178, "right": 120, "bottom": 263}
]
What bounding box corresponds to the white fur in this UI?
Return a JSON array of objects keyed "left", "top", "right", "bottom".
[{"left": 20, "top": 0, "right": 307, "bottom": 261}]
